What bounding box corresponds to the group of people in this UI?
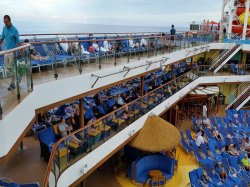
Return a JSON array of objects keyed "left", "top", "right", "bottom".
[{"left": 193, "top": 110, "right": 250, "bottom": 184}]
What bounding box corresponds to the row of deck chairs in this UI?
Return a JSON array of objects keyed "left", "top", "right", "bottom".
[
  {"left": 189, "top": 167, "right": 248, "bottom": 187},
  {"left": 181, "top": 109, "right": 250, "bottom": 186},
  {"left": 0, "top": 178, "right": 39, "bottom": 187}
]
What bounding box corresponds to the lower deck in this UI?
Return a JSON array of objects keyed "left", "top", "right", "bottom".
[{"left": 0, "top": 105, "right": 228, "bottom": 187}]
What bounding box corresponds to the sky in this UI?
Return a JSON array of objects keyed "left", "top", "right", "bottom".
[{"left": 0, "top": 0, "right": 221, "bottom": 27}]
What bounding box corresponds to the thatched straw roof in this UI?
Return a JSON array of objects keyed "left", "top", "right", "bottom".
[{"left": 129, "top": 115, "right": 181, "bottom": 152}]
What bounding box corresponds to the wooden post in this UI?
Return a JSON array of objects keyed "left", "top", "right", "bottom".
[
  {"left": 141, "top": 76, "right": 144, "bottom": 96},
  {"left": 217, "top": 87, "right": 220, "bottom": 113},
  {"left": 79, "top": 98, "right": 84, "bottom": 128},
  {"left": 171, "top": 64, "right": 175, "bottom": 80}
]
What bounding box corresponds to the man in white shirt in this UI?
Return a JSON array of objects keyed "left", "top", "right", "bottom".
[
  {"left": 103, "top": 37, "right": 111, "bottom": 51},
  {"left": 203, "top": 116, "right": 212, "bottom": 129},
  {"left": 196, "top": 133, "right": 205, "bottom": 147},
  {"left": 203, "top": 103, "right": 207, "bottom": 118},
  {"left": 140, "top": 35, "right": 147, "bottom": 47},
  {"left": 59, "top": 37, "right": 69, "bottom": 53},
  {"left": 128, "top": 37, "right": 135, "bottom": 48}
]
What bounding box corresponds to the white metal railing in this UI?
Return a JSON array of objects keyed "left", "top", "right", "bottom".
[
  {"left": 227, "top": 81, "right": 250, "bottom": 109},
  {"left": 209, "top": 34, "right": 241, "bottom": 70}
]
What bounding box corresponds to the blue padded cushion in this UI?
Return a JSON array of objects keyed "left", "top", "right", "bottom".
[
  {"left": 134, "top": 155, "right": 174, "bottom": 184},
  {"left": 38, "top": 126, "right": 56, "bottom": 146}
]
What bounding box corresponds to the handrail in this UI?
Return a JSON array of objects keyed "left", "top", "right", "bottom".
[
  {"left": 43, "top": 67, "right": 198, "bottom": 186},
  {"left": 18, "top": 31, "right": 213, "bottom": 37},
  {"left": 209, "top": 34, "right": 241, "bottom": 70},
  {"left": 0, "top": 44, "right": 31, "bottom": 55},
  {"left": 28, "top": 33, "right": 212, "bottom": 45},
  {"left": 227, "top": 81, "right": 250, "bottom": 106}
]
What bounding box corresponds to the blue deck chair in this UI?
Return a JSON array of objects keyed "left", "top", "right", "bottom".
[
  {"left": 84, "top": 108, "right": 95, "bottom": 121},
  {"left": 79, "top": 38, "right": 97, "bottom": 63},
  {"left": 208, "top": 143, "right": 222, "bottom": 161},
  {"left": 246, "top": 117, "right": 250, "bottom": 126},
  {"left": 180, "top": 132, "right": 193, "bottom": 153},
  {"left": 192, "top": 144, "right": 214, "bottom": 167},
  {"left": 204, "top": 128, "right": 212, "bottom": 139},
  {"left": 222, "top": 157, "right": 244, "bottom": 185},
  {"left": 228, "top": 156, "right": 250, "bottom": 181},
  {"left": 240, "top": 180, "right": 248, "bottom": 187},
  {"left": 210, "top": 116, "right": 217, "bottom": 127},
  {"left": 185, "top": 130, "right": 194, "bottom": 143},
  {"left": 200, "top": 143, "right": 211, "bottom": 159},
  {"left": 189, "top": 169, "right": 203, "bottom": 187},
  {"left": 44, "top": 43, "right": 76, "bottom": 64},
  {"left": 224, "top": 116, "right": 230, "bottom": 125},
  {"left": 33, "top": 44, "right": 54, "bottom": 68},
  {"left": 232, "top": 137, "right": 240, "bottom": 150},
  {"left": 217, "top": 116, "right": 224, "bottom": 127},
  {"left": 204, "top": 164, "right": 226, "bottom": 186},
  {"left": 216, "top": 140, "right": 224, "bottom": 150}
]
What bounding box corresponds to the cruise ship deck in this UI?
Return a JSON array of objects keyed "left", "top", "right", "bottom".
[{"left": 1, "top": 0, "right": 250, "bottom": 187}]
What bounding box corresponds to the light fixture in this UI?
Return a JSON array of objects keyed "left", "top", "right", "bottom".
[{"left": 80, "top": 164, "right": 88, "bottom": 174}]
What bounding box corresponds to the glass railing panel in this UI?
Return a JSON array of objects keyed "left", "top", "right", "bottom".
[
  {"left": 29, "top": 34, "right": 217, "bottom": 85},
  {"left": 0, "top": 44, "right": 32, "bottom": 119}
]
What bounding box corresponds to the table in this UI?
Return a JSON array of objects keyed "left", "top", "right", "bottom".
[{"left": 149, "top": 170, "right": 163, "bottom": 178}]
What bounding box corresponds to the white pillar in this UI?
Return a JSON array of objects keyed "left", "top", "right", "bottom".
[
  {"left": 228, "top": 0, "right": 234, "bottom": 39},
  {"left": 220, "top": 0, "right": 226, "bottom": 41},
  {"left": 242, "top": 0, "right": 250, "bottom": 40}
]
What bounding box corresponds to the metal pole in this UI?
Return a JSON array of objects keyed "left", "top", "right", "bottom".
[
  {"left": 154, "top": 34, "right": 157, "bottom": 56},
  {"left": 28, "top": 47, "right": 33, "bottom": 91},
  {"left": 242, "top": 0, "right": 250, "bottom": 40},
  {"left": 78, "top": 43, "right": 82, "bottom": 74},
  {"left": 53, "top": 44, "right": 58, "bottom": 79},
  {"left": 138, "top": 41, "right": 141, "bottom": 61},
  {"left": 98, "top": 45, "right": 101, "bottom": 69},
  {"left": 14, "top": 52, "right": 20, "bottom": 100},
  {"left": 228, "top": 0, "right": 234, "bottom": 39},
  {"left": 114, "top": 50, "right": 117, "bottom": 66},
  {"left": 219, "top": 0, "right": 226, "bottom": 41},
  {"left": 0, "top": 101, "right": 2, "bottom": 120}
]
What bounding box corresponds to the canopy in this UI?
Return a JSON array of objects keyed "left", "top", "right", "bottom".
[
  {"left": 129, "top": 115, "right": 181, "bottom": 152},
  {"left": 190, "top": 86, "right": 219, "bottom": 95},
  {"left": 209, "top": 21, "right": 218, "bottom": 25}
]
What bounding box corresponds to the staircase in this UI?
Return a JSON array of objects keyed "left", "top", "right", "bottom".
[
  {"left": 226, "top": 81, "right": 250, "bottom": 110},
  {"left": 209, "top": 43, "right": 242, "bottom": 73}
]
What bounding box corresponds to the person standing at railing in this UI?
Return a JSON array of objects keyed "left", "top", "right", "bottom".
[
  {"left": 170, "top": 25, "right": 176, "bottom": 40},
  {"left": 0, "top": 15, "right": 20, "bottom": 91}
]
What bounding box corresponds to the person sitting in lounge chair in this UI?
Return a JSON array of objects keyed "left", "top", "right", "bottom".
[
  {"left": 24, "top": 39, "right": 49, "bottom": 61},
  {"left": 228, "top": 144, "right": 239, "bottom": 156},
  {"left": 92, "top": 38, "right": 108, "bottom": 52},
  {"left": 215, "top": 162, "right": 227, "bottom": 182},
  {"left": 58, "top": 117, "right": 82, "bottom": 145},
  {"left": 140, "top": 34, "right": 148, "bottom": 47},
  {"left": 103, "top": 36, "right": 112, "bottom": 52},
  {"left": 242, "top": 154, "right": 250, "bottom": 171}
]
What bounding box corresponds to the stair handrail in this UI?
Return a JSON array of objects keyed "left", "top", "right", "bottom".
[
  {"left": 227, "top": 81, "right": 250, "bottom": 106},
  {"left": 209, "top": 33, "right": 241, "bottom": 70}
]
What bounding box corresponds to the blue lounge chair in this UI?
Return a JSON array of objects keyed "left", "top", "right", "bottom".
[
  {"left": 192, "top": 144, "right": 214, "bottom": 167},
  {"left": 180, "top": 132, "right": 193, "bottom": 153}
]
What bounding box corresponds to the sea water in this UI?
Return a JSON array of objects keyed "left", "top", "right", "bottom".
[{"left": 0, "top": 21, "right": 188, "bottom": 35}]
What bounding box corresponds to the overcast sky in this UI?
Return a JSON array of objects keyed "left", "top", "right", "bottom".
[{"left": 0, "top": 0, "right": 221, "bottom": 27}]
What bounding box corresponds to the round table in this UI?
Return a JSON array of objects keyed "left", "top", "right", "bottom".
[{"left": 149, "top": 170, "right": 163, "bottom": 178}]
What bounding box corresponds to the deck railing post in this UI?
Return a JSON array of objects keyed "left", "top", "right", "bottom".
[
  {"left": 53, "top": 44, "right": 58, "bottom": 80},
  {"left": 14, "top": 51, "right": 20, "bottom": 100},
  {"left": 78, "top": 42, "right": 82, "bottom": 74},
  {"left": 98, "top": 45, "right": 101, "bottom": 70}
]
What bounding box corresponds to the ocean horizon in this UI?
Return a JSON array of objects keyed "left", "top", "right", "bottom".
[{"left": 0, "top": 21, "right": 189, "bottom": 36}]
